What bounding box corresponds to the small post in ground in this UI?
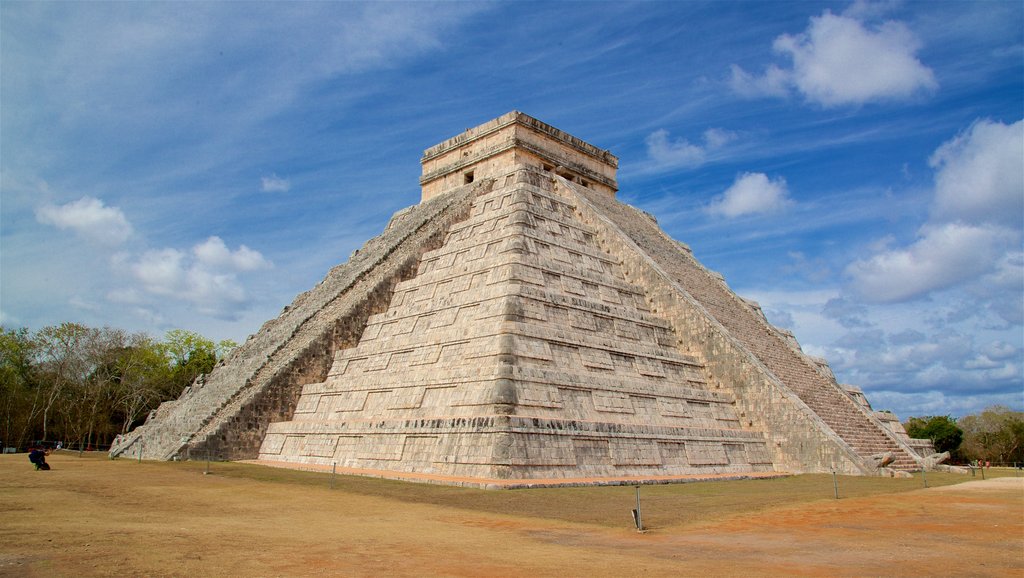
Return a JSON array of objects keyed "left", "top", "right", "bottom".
[
  {"left": 922, "top": 467, "right": 928, "bottom": 488},
  {"left": 832, "top": 470, "right": 839, "bottom": 499},
  {"left": 631, "top": 485, "right": 644, "bottom": 532},
  {"left": 205, "top": 452, "right": 211, "bottom": 475},
  {"left": 330, "top": 463, "right": 337, "bottom": 489}
]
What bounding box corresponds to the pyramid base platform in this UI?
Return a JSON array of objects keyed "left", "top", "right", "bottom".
[{"left": 246, "top": 459, "right": 789, "bottom": 489}]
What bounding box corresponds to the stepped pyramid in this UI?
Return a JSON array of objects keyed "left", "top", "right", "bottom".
[{"left": 112, "top": 112, "right": 928, "bottom": 486}]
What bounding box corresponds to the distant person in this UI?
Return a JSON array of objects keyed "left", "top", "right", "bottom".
[
  {"left": 28, "top": 447, "right": 51, "bottom": 470},
  {"left": 55, "top": 441, "right": 62, "bottom": 451}
]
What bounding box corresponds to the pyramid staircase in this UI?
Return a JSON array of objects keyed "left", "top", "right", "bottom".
[
  {"left": 109, "top": 185, "right": 479, "bottom": 461},
  {"left": 570, "top": 182, "right": 920, "bottom": 471}
]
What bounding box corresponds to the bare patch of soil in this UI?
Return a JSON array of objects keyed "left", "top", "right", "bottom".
[{"left": 1, "top": 453, "right": 1020, "bottom": 577}]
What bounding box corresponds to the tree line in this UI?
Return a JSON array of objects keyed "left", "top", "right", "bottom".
[
  {"left": 905, "top": 407, "right": 1024, "bottom": 465},
  {"left": 1, "top": 323, "right": 236, "bottom": 452},
  {"left": 4, "top": 320, "right": 1021, "bottom": 465}
]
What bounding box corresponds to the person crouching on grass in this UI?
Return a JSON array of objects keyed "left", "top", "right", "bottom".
[{"left": 28, "top": 447, "right": 50, "bottom": 470}]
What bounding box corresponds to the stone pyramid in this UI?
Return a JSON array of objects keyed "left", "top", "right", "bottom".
[{"left": 112, "top": 112, "right": 928, "bottom": 486}]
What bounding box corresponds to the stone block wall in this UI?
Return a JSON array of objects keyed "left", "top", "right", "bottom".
[
  {"left": 111, "top": 182, "right": 481, "bottom": 461},
  {"left": 260, "top": 166, "right": 774, "bottom": 482},
  {"left": 421, "top": 112, "right": 617, "bottom": 201},
  {"left": 567, "top": 178, "right": 920, "bottom": 474}
]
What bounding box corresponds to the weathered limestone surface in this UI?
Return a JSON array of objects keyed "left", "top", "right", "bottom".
[
  {"left": 260, "top": 168, "right": 772, "bottom": 480},
  {"left": 116, "top": 112, "right": 927, "bottom": 485},
  {"left": 871, "top": 406, "right": 936, "bottom": 456},
  {"left": 420, "top": 111, "right": 618, "bottom": 201},
  {"left": 569, "top": 180, "right": 921, "bottom": 473},
  {"left": 110, "top": 184, "right": 479, "bottom": 460}
]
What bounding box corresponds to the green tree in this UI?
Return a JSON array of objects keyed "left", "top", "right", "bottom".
[
  {"left": 161, "top": 329, "right": 218, "bottom": 393},
  {"left": 108, "top": 334, "right": 175, "bottom": 435},
  {"left": 904, "top": 415, "right": 963, "bottom": 455},
  {"left": 35, "top": 325, "right": 130, "bottom": 449},
  {"left": 34, "top": 323, "right": 98, "bottom": 442},
  {"left": 959, "top": 406, "right": 1024, "bottom": 464},
  {"left": 0, "top": 327, "right": 41, "bottom": 449},
  {"left": 0, "top": 324, "right": 234, "bottom": 450},
  {"left": 216, "top": 339, "right": 238, "bottom": 359}
]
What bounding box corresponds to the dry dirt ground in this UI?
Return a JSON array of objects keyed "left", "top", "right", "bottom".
[{"left": 1, "top": 453, "right": 1021, "bottom": 577}]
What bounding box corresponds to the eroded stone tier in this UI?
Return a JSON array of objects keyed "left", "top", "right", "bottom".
[
  {"left": 420, "top": 111, "right": 618, "bottom": 202},
  {"left": 260, "top": 168, "right": 773, "bottom": 481},
  {"left": 109, "top": 182, "right": 481, "bottom": 461},
  {"left": 567, "top": 179, "right": 921, "bottom": 472}
]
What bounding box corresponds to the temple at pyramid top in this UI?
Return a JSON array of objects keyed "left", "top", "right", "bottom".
[{"left": 420, "top": 111, "right": 618, "bottom": 201}]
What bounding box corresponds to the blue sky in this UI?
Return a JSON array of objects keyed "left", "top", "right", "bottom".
[{"left": 2, "top": 1, "right": 1021, "bottom": 419}]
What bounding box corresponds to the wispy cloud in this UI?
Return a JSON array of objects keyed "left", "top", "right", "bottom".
[
  {"left": 822, "top": 296, "right": 872, "bottom": 329},
  {"left": 706, "top": 172, "right": 793, "bottom": 218},
  {"left": 731, "top": 8, "right": 937, "bottom": 107},
  {"left": 33, "top": 192, "right": 272, "bottom": 321},
  {"left": 743, "top": 286, "right": 1023, "bottom": 416},
  {"left": 260, "top": 174, "right": 291, "bottom": 193},
  {"left": 641, "top": 127, "right": 738, "bottom": 173},
  {"left": 36, "top": 196, "right": 133, "bottom": 245},
  {"left": 645, "top": 129, "right": 706, "bottom": 168}
]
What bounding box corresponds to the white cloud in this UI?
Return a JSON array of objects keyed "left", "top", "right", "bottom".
[
  {"left": 984, "top": 341, "right": 1020, "bottom": 361},
  {"left": 783, "top": 251, "right": 833, "bottom": 284},
  {"left": 644, "top": 127, "right": 737, "bottom": 170},
  {"left": 107, "top": 287, "right": 144, "bottom": 305},
  {"left": 645, "top": 129, "right": 706, "bottom": 168},
  {"left": 701, "top": 128, "right": 738, "bottom": 149},
  {"left": 867, "top": 390, "right": 1023, "bottom": 419},
  {"left": 125, "top": 236, "right": 272, "bottom": 319},
  {"left": 260, "top": 174, "right": 291, "bottom": 193},
  {"left": 742, "top": 286, "right": 1023, "bottom": 417},
  {"left": 5, "top": 4, "right": 483, "bottom": 134},
  {"left": 707, "top": 172, "right": 792, "bottom": 218},
  {"left": 68, "top": 295, "right": 101, "bottom": 312},
  {"left": 762, "top": 307, "right": 795, "bottom": 330},
  {"left": 930, "top": 119, "right": 1024, "bottom": 227},
  {"left": 193, "top": 236, "right": 270, "bottom": 271},
  {"left": 845, "top": 222, "right": 1014, "bottom": 302},
  {"left": 736, "top": 250, "right": 1024, "bottom": 417},
  {"left": 964, "top": 354, "right": 1003, "bottom": 370},
  {"left": 132, "top": 248, "right": 187, "bottom": 295},
  {"left": 841, "top": 0, "right": 898, "bottom": 21},
  {"left": 731, "top": 10, "right": 937, "bottom": 107},
  {"left": 845, "top": 118, "right": 1023, "bottom": 305},
  {"left": 729, "top": 64, "right": 790, "bottom": 99},
  {"left": 822, "top": 297, "right": 872, "bottom": 328},
  {"left": 35, "top": 196, "right": 133, "bottom": 245},
  {"left": 971, "top": 250, "right": 1024, "bottom": 326}
]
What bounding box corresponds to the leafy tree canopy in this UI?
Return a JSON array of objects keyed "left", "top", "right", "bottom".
[
  {"left": 0, "top": 324, "right": 233, "bottom": 450},
  {"left": 958, "top": 406, "right": 1024, "bottom": 464},
  {"left": 904, "top": 415, "right": 963, "bottom": 454}
]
